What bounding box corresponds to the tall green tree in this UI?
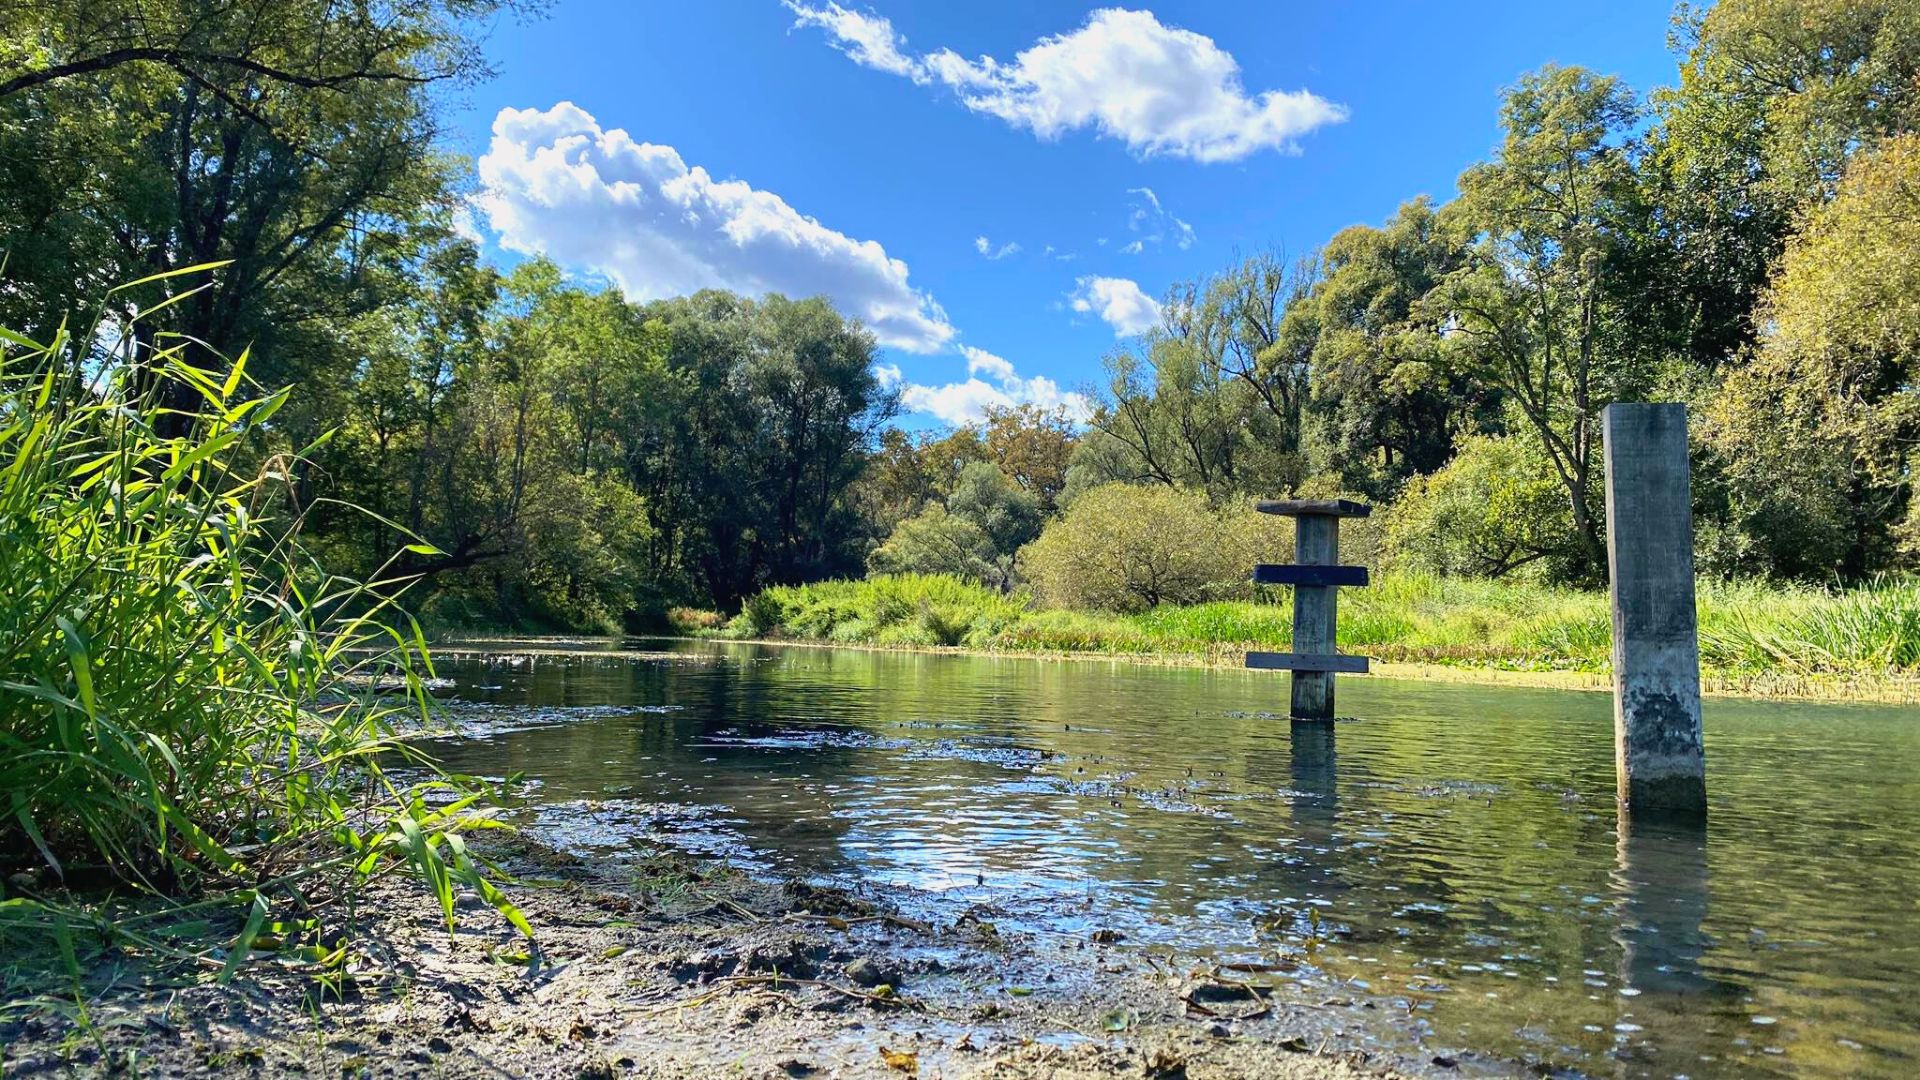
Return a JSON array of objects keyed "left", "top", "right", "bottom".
[
  {"left": 1647, "top": 0, "right": 1920, "bottom": 366},
  {"left": 1430, "top": 66, "right": 1648, "bottom": 577},
  {"left": 0, "top": 0, "right": 524, "bottom": 428},
  {"left": 1278, "top": 198, "right": 1485, "bottom": 497}
]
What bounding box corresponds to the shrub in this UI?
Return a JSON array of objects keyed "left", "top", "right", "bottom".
[
  {"left": 1383, "top": 434, "right": 1584, "bottom": 581},
  {"left": 0, "top": 304, "right": 520, "bottom": 978},
  {"left": 727, "top": 575, "right": 1028, "bottom": 645},
  {"left": 1020, "top": 483, "right": 1290, "bottom": 613}
]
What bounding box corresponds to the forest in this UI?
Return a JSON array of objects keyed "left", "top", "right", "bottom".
[{"left": 2, "top": 0, "right": 1917, "bottom": 639}]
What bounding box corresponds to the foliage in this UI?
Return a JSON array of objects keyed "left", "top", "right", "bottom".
[
  {"left": 1648, "top": 0, "right": 1920, "bottom": 366},
  {"left": 868, "top": 462, "right": 1040, "bottom": 591},
  {"left": 1082, "top": 251, "right": 1310, "bottom": 498},
  {"left": 1281, "top": 198, "right": 1487, "bottom": 497},
  {"left": 1019, "top": 483, "right": 1289, "bottom": 613},
  {"left": 731, "top": 569, "right": 1920, "bottom": 679},
  {"left": 1430, "top": 65, "right": 1649, "bottom": 579},
  {"left": 728, "top": 574, "right": 1029, "bottom": 648},
  {"left": 1383, "top": 434, "right": 1584, "bottom": 580},
  {"left": 0, "top": 302, "right": 521, "bottom": 978},
  {"left": 0, "top": 0, "right": 528, "bottom": 429},
  {"left": 978, "top": 405, "right": 1077, "bottom": 513},
  {"left": 1698, "top": 133, "right": 1920, "bottom": 577}
]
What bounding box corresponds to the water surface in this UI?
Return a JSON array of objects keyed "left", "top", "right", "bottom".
[{"left": 424, "top": 640, "right": 1920, "bottom": 1079}]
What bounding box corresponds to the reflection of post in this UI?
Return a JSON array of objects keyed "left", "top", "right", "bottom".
[
  {"left": 1603, "top": 404, "right": 1706, "bottom": 816},
  {"left": 1612, "top": 811, "right": 1713, "bottom": 997},
  {"left": 1289, "top": 722, "right": 1338, "bottom": 831}
]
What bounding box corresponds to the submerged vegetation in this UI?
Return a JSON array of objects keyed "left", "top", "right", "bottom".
[
  {"left": 704, "top": 572, "right": 1920, "bottom": 683},
  {"left": 0, "top": 302, "right": 520, "bottom": 998}
]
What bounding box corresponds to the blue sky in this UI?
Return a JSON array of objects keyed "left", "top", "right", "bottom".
[{"left": 451, "top": 0, "right": 1683, "bottom": 427}]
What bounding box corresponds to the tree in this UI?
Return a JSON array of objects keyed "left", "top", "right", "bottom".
[
  {"left": 979, "top": 405, "right": 1076, "bottom": 513},
  {"left": 1279, "top": 198, "right": 1485, "bottom": 497},
  {"left": 1646, "top": 0, "right": 1920, "bottom": 366},
  {"left": 1383, "top": 434, "right": 1583, "bottom": 579},
  {"left": 868, "top": 462, "right": 1040, "bottom": 590},
  {"left": 1087, "top": 254, "right": 1314, "bottom": 500},
  {"left": 0, "top": 0, "right": 523, "bottom": 432},
  {"left": 1700, "top": 132, "right": 1920, "bottom": 575},
  {"left": 1429, "top": 66, "right": 1649, "bottom": 579}
]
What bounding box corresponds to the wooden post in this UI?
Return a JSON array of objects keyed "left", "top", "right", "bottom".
[
  {"left": 1291, "top": 514, "right": 1339, "bottom": 719},
  {"left": 1245, "top": 499, "right": 1372, "bottom": 722}
]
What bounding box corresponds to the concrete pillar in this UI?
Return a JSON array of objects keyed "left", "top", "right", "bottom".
[
  {"left": 1603, "top": 403, "right": 1706, "bottom": 816},
  {"left": 1291, "top": 515, "right": 1339, "bottom": 721}
]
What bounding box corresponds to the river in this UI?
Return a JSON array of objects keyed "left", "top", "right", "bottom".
[{"left": 421, "top": 638, "right": 1920, "bottom": 1079}]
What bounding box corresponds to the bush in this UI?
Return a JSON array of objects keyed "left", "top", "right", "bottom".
[
  {"left": 0, "top": 309, "right": 520, "bottom": 975},
  {"left": 1019, "top": 483, "right": 1291, "bottom": 613},
  {"left": 727, "top": 575, "right": 1028, "bottom": 646},
  {"left": 867, "top": 462, "right": 1040, "bottom": 590},
  {"left": 1383, "top": 434, "right": 1584, "bottom": 581}
]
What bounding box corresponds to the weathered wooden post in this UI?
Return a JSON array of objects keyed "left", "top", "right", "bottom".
[
  {"left": 1603, "top": 403, "right": 1706, "bottom": 816},
  {"left": 1246, "top": 499, "right": 1372, "bottom": 721}
]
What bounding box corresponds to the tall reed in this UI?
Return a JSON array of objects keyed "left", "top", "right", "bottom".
[{"left": 0, "top": 272, "right": 523, "bottom": 991}]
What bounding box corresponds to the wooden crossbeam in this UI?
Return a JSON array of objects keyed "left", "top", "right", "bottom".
[
  {"left": 1255, "top": 498, "right": 1372, "bottom": 518},
  {"left": 1245, "top": 651, "right": 1370, "bottom": 674},
  {"left": 1252, "top": 564, "right": 1369, "bottom": 588}
]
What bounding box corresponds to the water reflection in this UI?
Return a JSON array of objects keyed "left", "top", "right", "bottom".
[{"left": 424, "top": 640, "right": 1920, "bottom": 1080}]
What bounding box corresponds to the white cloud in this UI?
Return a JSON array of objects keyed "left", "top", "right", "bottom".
[
  {"left": 474, "top": 101, "right": 955, "bottom": 352},
  {"left": 785, "top": 5, "right": 1346, "bottom": 162},
  {"left": 1069, "top": 275, "right": 1161, "bottom": 336},
  {"left": 899, "top": 344, "right": 1091, "bottom": 425},
  {"left": 781, "top": 1, "right": 923, "bottom": 81},
  {"left": 974, "top": 235, "right": 1021, "bottom": 260},
  {"left": 1123, "top": 186, "right": 1195, "bottom": 254}
]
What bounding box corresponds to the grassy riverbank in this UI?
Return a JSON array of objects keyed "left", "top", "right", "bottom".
[{"left": 681, "top": 572, "right": 1920, "bottom": 702}]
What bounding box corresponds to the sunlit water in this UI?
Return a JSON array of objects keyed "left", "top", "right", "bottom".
[{"left": 421, "top": 639, "right": 1920, "bottom": 1078}]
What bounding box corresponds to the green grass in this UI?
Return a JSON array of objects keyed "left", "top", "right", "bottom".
[
  {"left": 717, "top": 571, "right": 1920, "bottom": 680},
  {"left": 0, "top": 284, "right": 522, "bottom": 999}
]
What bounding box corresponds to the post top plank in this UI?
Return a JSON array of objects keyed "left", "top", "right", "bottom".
[{"left": 1255, "top": 498, "right": 1372, "bottom": 519}]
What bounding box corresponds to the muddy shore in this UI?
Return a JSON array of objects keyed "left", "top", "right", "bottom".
[{"left": 1, "top": 834, "right": 1520, "bottom": 1079}]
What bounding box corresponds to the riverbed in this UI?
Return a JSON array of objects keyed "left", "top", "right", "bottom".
[{"left": 423, "top": 638, "right": 1920, "bottom": 1079}]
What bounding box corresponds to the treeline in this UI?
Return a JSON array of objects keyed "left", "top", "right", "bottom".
[
  {"left": 3, "top": 0, "right": 1917, "bottom": 632},
  {"left": 1059, "top": 1, "right": 1920, "bottom": 587},
  {"left": 870, "top": 0, "right": 1920, "bottom": 606},
  {"left": 0, "top": 0, "right": 895, "bottom": 630},
  {"left": 308, "top": 260, "right": 894, "bottom": 628}
]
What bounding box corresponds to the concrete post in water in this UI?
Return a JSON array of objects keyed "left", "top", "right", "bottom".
[
  {"left": 1245, "top": 499, "right": 1372, "bottom": 722},
  {"left": 1603, "top": 403, "right": 1706, "bottom": 816}
]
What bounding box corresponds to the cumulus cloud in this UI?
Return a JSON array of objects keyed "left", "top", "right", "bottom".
[
  {"left": 1121, "top": 187, "right": 1195, "bottom": 254},
  {"left": 474, "top": 101, "right": 955, "bottom": 352},
  {"left": 1069, "top": 276, "right": 1162, "bottom": 336},
  {"left": 784, "top": 5, "right": 1346, "bottom": 162},
  {"left": 974, "top": 235, "right": 1021, "bottom": 260},
  {"left": 899, "top": 345, "right": 1091, "bottom": 426}
]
